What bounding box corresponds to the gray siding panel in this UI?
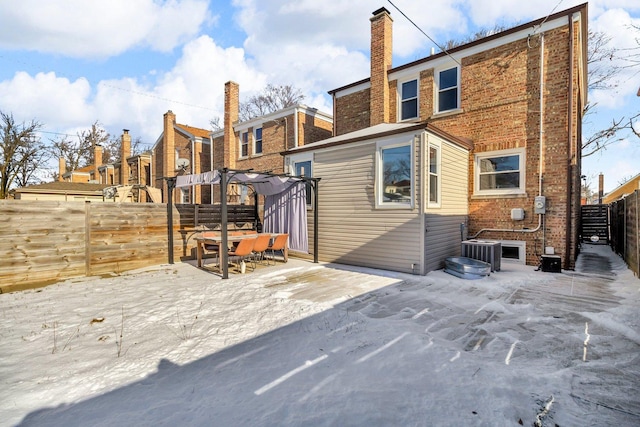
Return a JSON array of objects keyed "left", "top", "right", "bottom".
[
  {"left": 315, "top": 140, "right": 422, "bottom": 274},
  {"left": 424, "top": 214, "right": 468, "bottom": 272}
]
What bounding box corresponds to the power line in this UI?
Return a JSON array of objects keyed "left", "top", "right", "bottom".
[
  {"left": 386, "top": 0, "right": 461, "bottom": 66},
  {"left": 0, "top": 55, "right": 216, "bottom": 112}
]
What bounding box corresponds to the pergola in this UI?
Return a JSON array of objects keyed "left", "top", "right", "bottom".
[{"left": 165, "top": 168, "right": 320, "bottom": 279}]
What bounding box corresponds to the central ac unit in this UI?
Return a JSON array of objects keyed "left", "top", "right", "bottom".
[{"left": 461, "top": 240, "right": 502, "bottom": 272}]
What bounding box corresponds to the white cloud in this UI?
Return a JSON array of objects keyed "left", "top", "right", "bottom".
[
  {"left": 0, "top": 71, "right": 94, "bottom": 127},
  {"left": 0, "top": 0, "right": 211, "bottom": 58}
]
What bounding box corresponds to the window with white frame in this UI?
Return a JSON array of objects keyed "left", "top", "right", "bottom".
[
  {"left": 474, "top": 148, "right": 526, "bottom": 195},
  {"left": 428, "top": 144, "right": 440, "bottom": 206},
  {"left": 377, "top": 138, "right": 413, "bottom": 208},
  {"left": 500, "top": 240, "right": 526, "bottom": 264},
  {"left": 179, "top": 188, "right": 190, "bottom": 203},
  {"left": 400, "top": 79, "right": 418, "bottom": 121},
  {"left": 436, "top": 66, "right": 459, "bottom": 113},
  {"left": 240, "top": 131, "right": 249, "bottom": 157},
  {"left": 293, "top": 157, "right": 313, "bottom": 208},
  {"left": 254, "top": 127, "right": 263, "bottom": 155}
]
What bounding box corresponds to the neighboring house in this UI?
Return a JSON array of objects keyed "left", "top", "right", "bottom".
[
  {"left": 154, "top": 82, "right": 333, "bottom": 204},
  {"left": 285, "top": 4, "right": 587, "bottom": 274},
  {"left": 13, "top": 181, "right": 110, "bottom": 202},
  {"left": 56, "top": 130, "right": 157, "bottom": 203},
  {"left": 603, "top": 173, "right": 640, "bottom": 204}
]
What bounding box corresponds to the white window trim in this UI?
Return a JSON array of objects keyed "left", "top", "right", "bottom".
[
  {"left": 398, "top": 77, "right": 419, "bottom": 122},
  {"left": 474, "top": 148, "right": 526, "bottom": 196},
  {"left": 253, "top": 127, "right": 263, "bottom": 156},
  {"left": 376, "top": 136, "right": 415, "bottom": 210},
  {"left": 288, "top": 152, "right": 314, "bottom": 209},
  {"left": 427, "top": 141, "right": 441, "bottom": 208},
  {"left": 239, "top": 131, "right": 249, "bottom": 159},
  {"left": 435, "top": 65, "right": 460, "bottom": 114},
  {"left": 500, "top": 240, "right": 526, "bottom": 264}
]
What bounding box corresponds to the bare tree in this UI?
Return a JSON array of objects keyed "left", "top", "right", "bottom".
[
  {"left": 50, "top": 120, "right": 110, "bottom": 170},
  {"left": 582, "top": 29, "right": 640, "bottom": 156},
  {"left": 239, "top": 84, "right": 305, "bottom": 122},
  {"left": 0, "top": 111, "right": 44, "bottom": 198}
]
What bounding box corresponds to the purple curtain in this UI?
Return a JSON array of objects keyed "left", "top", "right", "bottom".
[{"left": 264, "top": 182, "right": 308, "bottom": 253}]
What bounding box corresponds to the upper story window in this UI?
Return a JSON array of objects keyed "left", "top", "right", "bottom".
[
  {"left": 474, "top": 148, "right": 526, "bottom": 195},
  {"left": 400, "top": 79, "right": 418, "bottom": 121},
  {"left": 179, "top": 187, "right": 190, "bottom": 204},
  {"left": 436, "top": 66, "right": 459, "bottom": 113},
  {"left": 254, "top": 128, "right": 263, "bottom": 155},
  {"left": 428, "top": 144, "right": 440, "bottom": 207},
  {"left": 240, "top": 131, "right": 249, "bottom": 157},
  {"left": 377, "top": 137, "right": 414, "bottom": 208}
]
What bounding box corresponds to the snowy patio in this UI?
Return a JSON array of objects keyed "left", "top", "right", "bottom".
[{"left": 1, "top": 244, "right": 639, "bottom": 426}]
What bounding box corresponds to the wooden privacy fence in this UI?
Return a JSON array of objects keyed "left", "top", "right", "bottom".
[
  {"left": 609, "top": 190, "right": 639, "bottom": 276},
  {"left": 0, "top": 200, "right": 258, "bottom": 292}
]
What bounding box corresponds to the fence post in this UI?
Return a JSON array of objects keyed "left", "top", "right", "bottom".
[{"left": 85, "top": 201, "right": 91, "bottom": 276}]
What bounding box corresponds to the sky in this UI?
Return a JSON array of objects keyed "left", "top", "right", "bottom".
[
  {"left": 1, "top": 244, "right": 639, "bottom": 426},
  {"left": 0, "top": 0, "right": 638, "bottom": 193}
]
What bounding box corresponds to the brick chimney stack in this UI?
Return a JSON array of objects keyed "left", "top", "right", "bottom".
[
  {"left": 58, "top": 157, "right": 66, "bottom": 181},
  {"left": 224, "top": 81, "right": 239, "bottom": 169},
  {"left": 598, "top": 173, "right": 604, "bottom": 204},
  {"left": 370, "top": 7, "right": 393, "bottom": 126},
  {"left": 93, "top": 144, "right": 102, "bottom": 182},
  {"left": 120, "top": 129, "right": 131, "bottom": 186}
]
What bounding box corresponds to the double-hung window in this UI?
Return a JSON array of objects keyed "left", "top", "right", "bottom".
[
  {"left": 377, "top": 137, "right": 414, "bottom": 208},
  {"left": 474, "top": 148, "right": 526, "bottom": 195},
  {"left": 400, "top": 79, "right": 418, "bottom": 121},
  {"left": 240, "top": 132, "right": 249, "bottom": 157},
  {"left": 428, "top": 144, "right": 440, "bottom": 206},
  {"left": 254, "top": 128, "right": 263, "bottom": 155},
  {"left": 436, "top": 66, "right": 459, "bottom": 113}
]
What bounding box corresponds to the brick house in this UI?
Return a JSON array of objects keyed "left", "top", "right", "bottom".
[
  {"left": 285, "top": 4, "right": 587, "bottom": 273},
  {"left": 55, "top": 130, "right": 156, "bottom": 202},
  {"left": 154, "top": 81, "right": 333, "bottom": 204}
]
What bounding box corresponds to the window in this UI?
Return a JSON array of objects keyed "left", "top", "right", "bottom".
[
  {"left": 428, "top": 144, "right": 440, "bottom": 206},
  {"left": 241, "top": 132, "right": 249, "bottom": 157},
  {"left": 500, "top": 240, "right": 526, "bottom": 264},
  {"left": 474, "top": 148, "right": 526, "bottom": 195},
  {"left": 179, "top": 188, "right": 190, "bottom": 203},
  {"left": 377, "top": 139, "right": 413, "bottom": 208},
  {"left": 437, "top": 66, "right": 459, "bottom": 113},
  {"left": 400, "top": 79, "right": 418, "bottom": 120},
  {"left": 254, "top": 128, "right": 263, "bottom": 155},
  {"left": 295, "top": 160, "right": 312, "bottom": 208}
]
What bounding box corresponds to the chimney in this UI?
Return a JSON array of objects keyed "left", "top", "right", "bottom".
[
  {"left": 224, "top": 81, "right": 239, "bottom": 169},
  {"left": 370, "top": 7, "right": 393, "bottom": 126},
  {"left": 598, "top": 173, "right": 604, "bottom": 204},
  {"left": 58, "top": 157, "right": 66, "bottom": 181},
  {"left": 93, "top": 144, "right": 102, "bottom": 182},
  {"left": 120, "top": 129, "right": 131, "bottom": 186}
]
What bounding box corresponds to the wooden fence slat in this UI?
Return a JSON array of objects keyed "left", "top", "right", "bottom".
[{"left": 0, "top": 200, "right": 259, "bottom": 291}]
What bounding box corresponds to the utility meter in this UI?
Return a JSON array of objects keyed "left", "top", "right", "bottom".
[{"left": 534, "top": 196, "right": 546, "bottom": 214}]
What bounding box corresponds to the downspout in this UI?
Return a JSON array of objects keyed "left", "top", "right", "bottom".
[
  {"left": 191, "top": 139, "right": 195, "bottom": 203},
  {"left": 419, "top": 132, "right": 427, "bottom": 275},
  {"left": 210, "top": 137, "right": 214, "bottom": 203},
  {"left": 471, "top": 32, "right": 545, "bottom": 240},
  {"left": 539, "top": 32, "right": 546, "bottom": 254},
  {"left": 565, "top": 14, "right": 575, "bottom": 269}
]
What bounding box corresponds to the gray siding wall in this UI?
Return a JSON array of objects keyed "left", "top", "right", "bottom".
[
  {"left": 314, "top": 139, "right": 423, "bottom": 274},
  {"left": 423, "top": 136, "right": 469, "bottom": 272}
]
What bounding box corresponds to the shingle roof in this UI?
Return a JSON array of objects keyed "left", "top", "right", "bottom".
[
  {"left": 176, "top": 123, "right": 211, "bottom": 139},
  {"left": 15, "top": 181, "right": 109, "bottom": 193}
]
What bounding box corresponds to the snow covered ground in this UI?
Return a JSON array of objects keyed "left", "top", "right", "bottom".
[{"left": 1, "top": 244, "right": 639, "bottom": 426}]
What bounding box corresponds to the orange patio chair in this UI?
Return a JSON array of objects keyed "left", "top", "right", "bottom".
[
  {"left": 251, "top": 234, "right": 272, "bottom": 267},
  {"left": 266, "top": 233, "right": 288, "bottom": 265},
  {"left": 228, "top": 236, "right": 257, "bottom": 273}
]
